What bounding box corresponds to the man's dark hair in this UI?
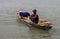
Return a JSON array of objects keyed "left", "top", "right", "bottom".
[{"left": 32, "top": 9, "right": 37, "bottom": 14}]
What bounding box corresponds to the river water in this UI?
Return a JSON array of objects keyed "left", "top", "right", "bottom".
[{"left": 0, "top": 0, "right": 60, "bottom": 39}]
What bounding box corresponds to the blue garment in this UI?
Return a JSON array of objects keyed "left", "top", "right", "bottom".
[{"left": 19, "top": 12, "right": 30, "bottom": 17}]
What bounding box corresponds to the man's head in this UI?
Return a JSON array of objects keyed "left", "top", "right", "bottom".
[{"left": 32, "top": 9, "right": 37, "bottom": 14}]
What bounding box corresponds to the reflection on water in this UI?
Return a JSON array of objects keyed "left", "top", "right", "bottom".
[
  {"left": 29, "top": 27, "right": 52, "bottom": 39},
  {"left": 17, "top": 18, "right": 52, "bottom": 39}
]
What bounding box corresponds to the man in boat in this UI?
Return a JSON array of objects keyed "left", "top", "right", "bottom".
[
  {"left": 29, "top": 9, "right": 39, "bottom": 24},
  {"left": 17, "top": 9, "right": 39, "bottom": 24},
  {"left": 17, "top": 9, "right": 53, "bottom": 27}
]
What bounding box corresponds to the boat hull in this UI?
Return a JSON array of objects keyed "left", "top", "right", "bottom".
[
  {"left": 16, "top": 10, "right": 53, "bottom": 30},
  {"left": 17, "top": 17, "right": 52, "bottom": 30}
]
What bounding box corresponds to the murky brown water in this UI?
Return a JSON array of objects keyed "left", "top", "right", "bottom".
[{"left": 0, "top": 0, "right": 60, "bottom": 39}]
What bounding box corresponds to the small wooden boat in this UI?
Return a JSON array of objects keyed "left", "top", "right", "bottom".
[{"left": 16, "top": 10, "right": 53, "bottom": 30}]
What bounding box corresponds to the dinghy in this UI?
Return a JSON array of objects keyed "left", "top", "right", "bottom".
[{"left": 16, "top": 10, "right": 53, "bottom": 30}]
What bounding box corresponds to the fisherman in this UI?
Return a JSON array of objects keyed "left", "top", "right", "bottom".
[
  {"left": 29, "top": 9, "right": 39, "bottom": 24},
  {"left": 17, "top": 9, "right": 39, "bottom": 24}
]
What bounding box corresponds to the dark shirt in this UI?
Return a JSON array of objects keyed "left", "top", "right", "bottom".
[{"left": 30, "top": 14, "right": 39, "bottom": 24}]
